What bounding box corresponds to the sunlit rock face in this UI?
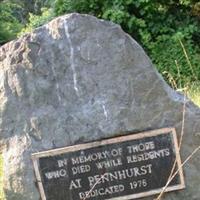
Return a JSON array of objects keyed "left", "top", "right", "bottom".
[{"left": 0, "top": 13, "right": 200, "bottom": 200}]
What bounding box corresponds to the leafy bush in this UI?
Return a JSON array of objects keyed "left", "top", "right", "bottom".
[
  {"left": 19, "top": 7, "right": 55, "bottom": 35},
  {"left": 0, "top": 2, "right": 23, "bottom": 44}
]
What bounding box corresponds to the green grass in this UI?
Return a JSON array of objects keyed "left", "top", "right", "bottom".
[
  {"left": 167, "top": 40, "right": 200, "bottom": 108},
  {"left": 187, "top": 82, "right": 200, "bottom": 107}
]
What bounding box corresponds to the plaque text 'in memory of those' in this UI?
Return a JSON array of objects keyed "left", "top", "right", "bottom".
[{"left": 32, "top": 128, "right": 185, "bottom": 200}]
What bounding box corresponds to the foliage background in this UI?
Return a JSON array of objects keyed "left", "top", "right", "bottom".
[{"left": 0, "top": 0, "right": 200, "bottom": 101}]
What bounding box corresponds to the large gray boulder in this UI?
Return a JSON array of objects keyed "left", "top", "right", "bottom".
[{"left": 0, "top": 13, "right": 200, "bottom": 200}]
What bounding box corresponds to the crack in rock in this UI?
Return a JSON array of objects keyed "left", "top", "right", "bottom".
[{"left": 64, "top": 22, "right": 79, "bottom": 96}]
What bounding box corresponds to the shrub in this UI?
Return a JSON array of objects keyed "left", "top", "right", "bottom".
[
  {"left": 19, "top": 7, "right": 55, "bottom": 35},
  {"left": 0, "top": 2, "right": 23, "bottom": 44}
]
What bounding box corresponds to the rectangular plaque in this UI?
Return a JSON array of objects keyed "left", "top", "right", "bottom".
[{"left": 32, "top": 128, "right": 185, "bottom": 200}]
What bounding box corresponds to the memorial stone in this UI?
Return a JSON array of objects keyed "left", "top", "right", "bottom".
[{"left": 0, "top": 13, "right": 200, "bottom": 200}]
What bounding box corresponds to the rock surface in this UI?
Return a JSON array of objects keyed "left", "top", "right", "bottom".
[{"left": 0, "top": 13, "right": 200, "bottom": 200}]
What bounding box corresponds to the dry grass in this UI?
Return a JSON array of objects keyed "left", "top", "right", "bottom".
[
  {"left": 178, "top": 39, "right": 200, "bottom": 107},
  {"left": 155, "top": 90, "right": 200, "bottom": 199},
  {"left": 155, "top": 145, "right": 200, "bottom": 200},
  {"left": 155, "top": 42, "right": 200, "bottom": 199}
]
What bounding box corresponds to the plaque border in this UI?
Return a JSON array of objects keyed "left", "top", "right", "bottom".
[{"left": 32, "top": 127, "right": 185, "bottom": 200}]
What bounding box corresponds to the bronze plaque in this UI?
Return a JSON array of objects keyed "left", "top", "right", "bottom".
[{"left": 32, "top": 128, "right": 185, "bottom": 200}]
